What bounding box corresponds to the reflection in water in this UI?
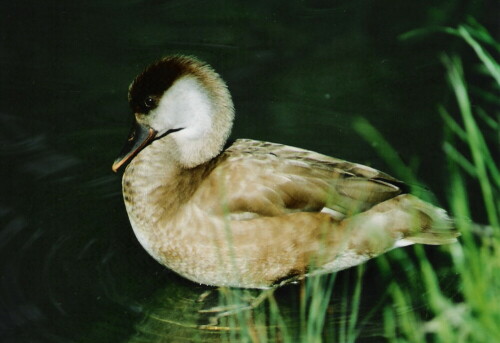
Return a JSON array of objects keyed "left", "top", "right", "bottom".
[{"left": 123, "top": 262, "right": 459, "bottom": 342}]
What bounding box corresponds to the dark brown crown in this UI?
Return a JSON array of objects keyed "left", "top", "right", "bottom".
[{"left": 128, "top": 56, "right": 206, "bottom": 114}]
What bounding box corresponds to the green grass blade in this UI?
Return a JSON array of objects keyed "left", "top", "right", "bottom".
[
  {"left": 442, "top": 54, "right": 499, "bottom": 228},
  {"left": 476, "top": 107, "right": 498, "bottom": 130},
  {"left": 442, "top": 142, "right": 477, "bottom": 177},
  {"left": 457, "top": 26, "right": 500, "bottom": 86}
]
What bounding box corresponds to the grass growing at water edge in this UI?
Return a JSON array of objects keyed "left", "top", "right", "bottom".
[{"left": 357, "top": 21, "right": 500, "bottom": 342}]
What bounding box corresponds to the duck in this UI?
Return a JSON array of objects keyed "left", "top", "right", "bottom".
[{"left": 112, "top": 55, "right": 458, "bottom": 289}]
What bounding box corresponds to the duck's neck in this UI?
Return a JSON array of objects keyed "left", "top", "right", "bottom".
[
  {"left": 123, "top": 138, "right": 187, "bottom": 223},
  {"left": 121, "top": 137, "right": 220, "bottom": 232}
]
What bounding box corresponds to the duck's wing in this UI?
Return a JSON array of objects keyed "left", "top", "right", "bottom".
[{"left": 197, "top": 139, "right": 406, "bottom": 219}]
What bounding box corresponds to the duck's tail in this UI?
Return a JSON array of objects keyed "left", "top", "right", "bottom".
[
  {"left": 344, "top": 194, "right": 460, "bottom": 252},
  {"left": 395, "top": 194, "right": 459, "bottom": 245},
  {"left": 380, "top": 194, "right": 460, "bottom": 248}
]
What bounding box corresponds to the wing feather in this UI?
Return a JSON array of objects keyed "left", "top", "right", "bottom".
[{"left": 194, "top": 139, "right": 405, "bottom": 219}]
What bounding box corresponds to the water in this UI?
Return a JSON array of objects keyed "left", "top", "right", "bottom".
[{"left": 0, "top": 1, "right": 496, "bottom": 342}]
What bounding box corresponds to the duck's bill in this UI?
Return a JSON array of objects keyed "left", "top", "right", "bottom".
[{"left": 112, "top": 122, "right": 157, "bottom": 172}]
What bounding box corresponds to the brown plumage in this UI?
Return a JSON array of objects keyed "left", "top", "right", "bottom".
[{"left": 113, "top": 55, "right": 459, "bottom": 288}]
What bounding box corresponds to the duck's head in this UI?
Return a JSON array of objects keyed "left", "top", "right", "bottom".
[{"left": 112, "top": 55, "right": 234, "bottom": 172}]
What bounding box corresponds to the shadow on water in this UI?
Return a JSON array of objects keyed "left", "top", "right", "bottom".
[{"left": 0, "top": 0, "right": 496, "bottom": 342}]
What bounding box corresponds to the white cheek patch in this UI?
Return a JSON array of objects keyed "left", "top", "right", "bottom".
[{"left": 151, "top": 76, "right": 213, "bottom": 139}]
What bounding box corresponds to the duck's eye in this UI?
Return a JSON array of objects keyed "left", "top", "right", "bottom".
[{"left": 144, "top": 96, "right": 156, "bottom": 108}]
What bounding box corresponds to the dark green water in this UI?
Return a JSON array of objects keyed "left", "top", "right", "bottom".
[{"left": 1, "top": 1, "right": 497, "bottom": 342}]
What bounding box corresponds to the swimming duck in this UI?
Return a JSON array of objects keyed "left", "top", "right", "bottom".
[{"left": 112, "top": 55, "right": 458, "bottom": 289}]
